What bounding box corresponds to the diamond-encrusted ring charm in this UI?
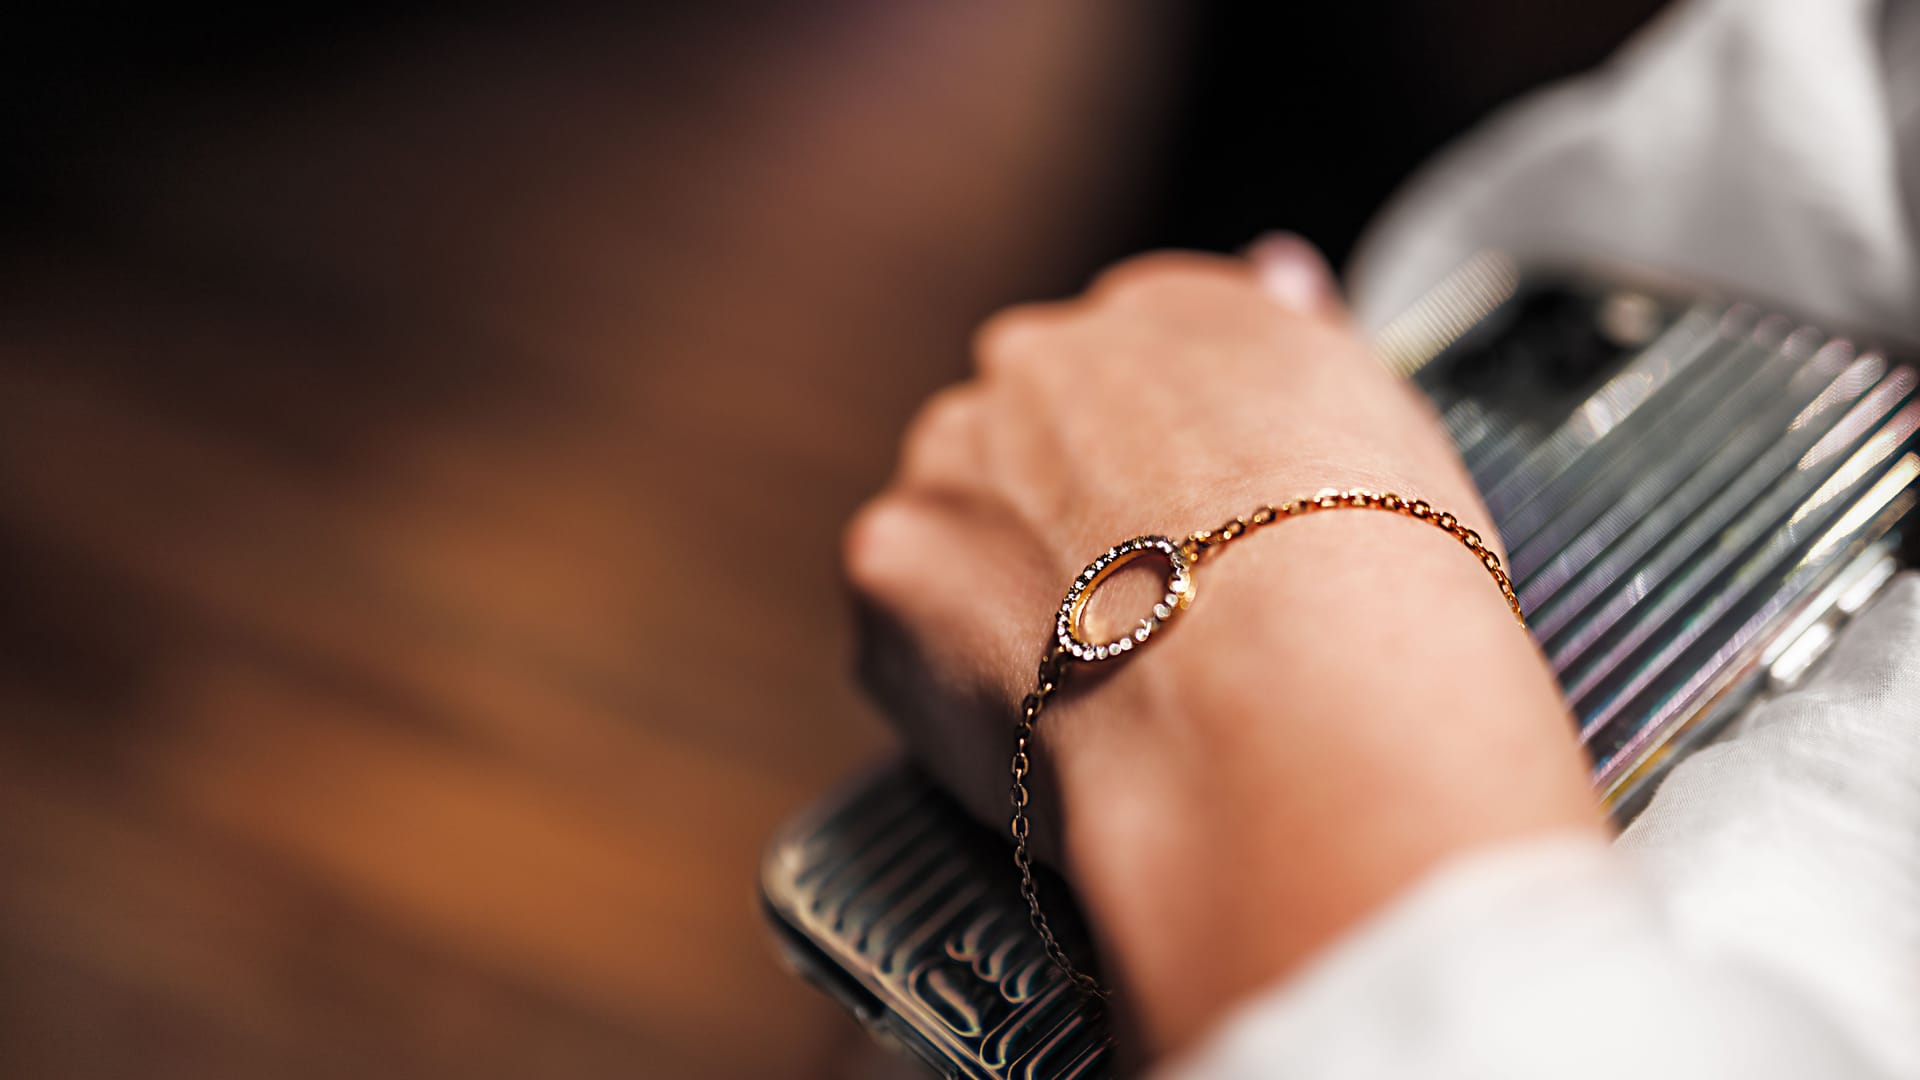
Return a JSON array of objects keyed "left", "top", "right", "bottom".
[{"left": 1055, "top": 536, "right": 1194, "bottom": 663}]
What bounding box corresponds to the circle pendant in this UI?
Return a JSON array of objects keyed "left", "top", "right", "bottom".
[{"left": 1055, "top": 536, "right": 1194, "bottom": 663}]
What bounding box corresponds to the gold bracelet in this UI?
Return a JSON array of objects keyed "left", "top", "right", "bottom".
[{"left": 1009, "top": 488, "right": 1525, "bottom": 1000}]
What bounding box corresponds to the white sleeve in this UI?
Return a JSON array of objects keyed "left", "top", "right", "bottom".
[
  {"left": 1154, "top": 577, "right": 1920, "bottom": 1080},
  {"left": 1615, "top": 573, "right": 1920, "bottom": 1075},
  {"left": 1348, "top": 0, "right": 1920, "bottom": 341}
]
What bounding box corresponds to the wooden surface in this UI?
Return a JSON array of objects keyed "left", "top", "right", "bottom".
[{"left": 0, "top": 8, "right": 1173, "bottom": 1077}]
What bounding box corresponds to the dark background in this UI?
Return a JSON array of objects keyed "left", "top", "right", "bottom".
[
  {"left": 4, "top": 3, "right": 1666, "bottom": 266},
  {"left": 0, "top": 4, "right": 1661, "bottom": 1077}
]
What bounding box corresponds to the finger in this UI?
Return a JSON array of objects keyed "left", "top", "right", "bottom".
[
  {"left": 1245, "top": 231, "right": 1345, "bottom": 321},
  {"left": 844, "top": 491, "right": 1059, "bottom": 832},
  {"left": 842, "top": 489, "right": 1050, "bottom": 700},
  {"left": 1083, "top": 249, "right": 1254, "bottom": 306},
  {"left": 895, "top": 382, "right": 1068, "bottom": 542},
  {"left": 973, "top": 300, "right": 1078, "bottom": 381},
  {"left": 894, "top": 383, "right": 988, "bottom": 489},
  {"left": 849, "top": 596, "right": 1013, "bottom": 828}
]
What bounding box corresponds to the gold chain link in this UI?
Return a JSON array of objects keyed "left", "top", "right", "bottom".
[{"left": 1009, "top": 488, "right": 1525, "bottom": 1000}]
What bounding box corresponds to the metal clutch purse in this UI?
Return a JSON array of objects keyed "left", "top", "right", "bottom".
[{"left": 761, "top": 259, "right": 1920, "bottom": 1079}]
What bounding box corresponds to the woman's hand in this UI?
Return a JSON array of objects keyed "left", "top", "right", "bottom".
[{"left": 844, "top": 242, "right": 1604, "bottom": 1058}]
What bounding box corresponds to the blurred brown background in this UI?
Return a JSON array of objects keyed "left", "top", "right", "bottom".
[{"left": 0, "top": 4, "right": 1660, "bottom": 1077}]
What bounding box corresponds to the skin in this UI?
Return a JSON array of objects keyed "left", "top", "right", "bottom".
[{"left": 843, "top": 245, "right": 1607, "bottom": 1061}]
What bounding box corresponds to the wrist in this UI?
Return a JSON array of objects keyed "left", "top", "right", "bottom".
[{"left": 1044, "top": 509, "right": 1606, "bottom": 1057}]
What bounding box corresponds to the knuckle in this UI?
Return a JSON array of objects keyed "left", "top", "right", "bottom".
[
  {"left": 898, "top": 383, "right": 981, "bottom": 475},
  {"left": 972, "top": 302, "right": 1063, "bottom": 377},
  {"left": 907, "top": 383, "right": 979, "bottom": 437},
  {"left": 1086, "top": 250, "right": 1244, "bottom": 303},
  {"left": 841, "top": 495, "right": 920, "bottom": 597}
]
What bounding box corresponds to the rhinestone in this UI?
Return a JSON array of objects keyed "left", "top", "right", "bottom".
[{"left": 1058, "top": 534, "right": 1197, "bottom": 663}]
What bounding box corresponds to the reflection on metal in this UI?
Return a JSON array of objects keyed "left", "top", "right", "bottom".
[
  {"left": 764, "top": 767, "right": 1113, "bottom": 1079},
  {"left": 764, "top": 263, "right": 1920, "bottom": 1077},
  {"left": 1482, "top": 303, "right": 1730, "bottom": 520},
  {"left": 1803, "top": 453, "right": 1920, "bottom": 562},
  {"left": 1374, "top": 251, "right": 1520, "bottom": 378},
  {"left": 1761, "top": 544, "right": 1895, "bottom": 696},
  {"left": 1597, "top": 291, "right": 1664, "bottom": 349}
]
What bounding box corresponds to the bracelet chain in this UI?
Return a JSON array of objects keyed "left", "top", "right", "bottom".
[{"left": 1008, "top": 488, "right": 1525, "bottom": 1000}]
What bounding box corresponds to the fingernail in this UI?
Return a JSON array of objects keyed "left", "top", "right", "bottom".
[{"left": 1246, "top": 232, "right": 1340, "bottom": 316}]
